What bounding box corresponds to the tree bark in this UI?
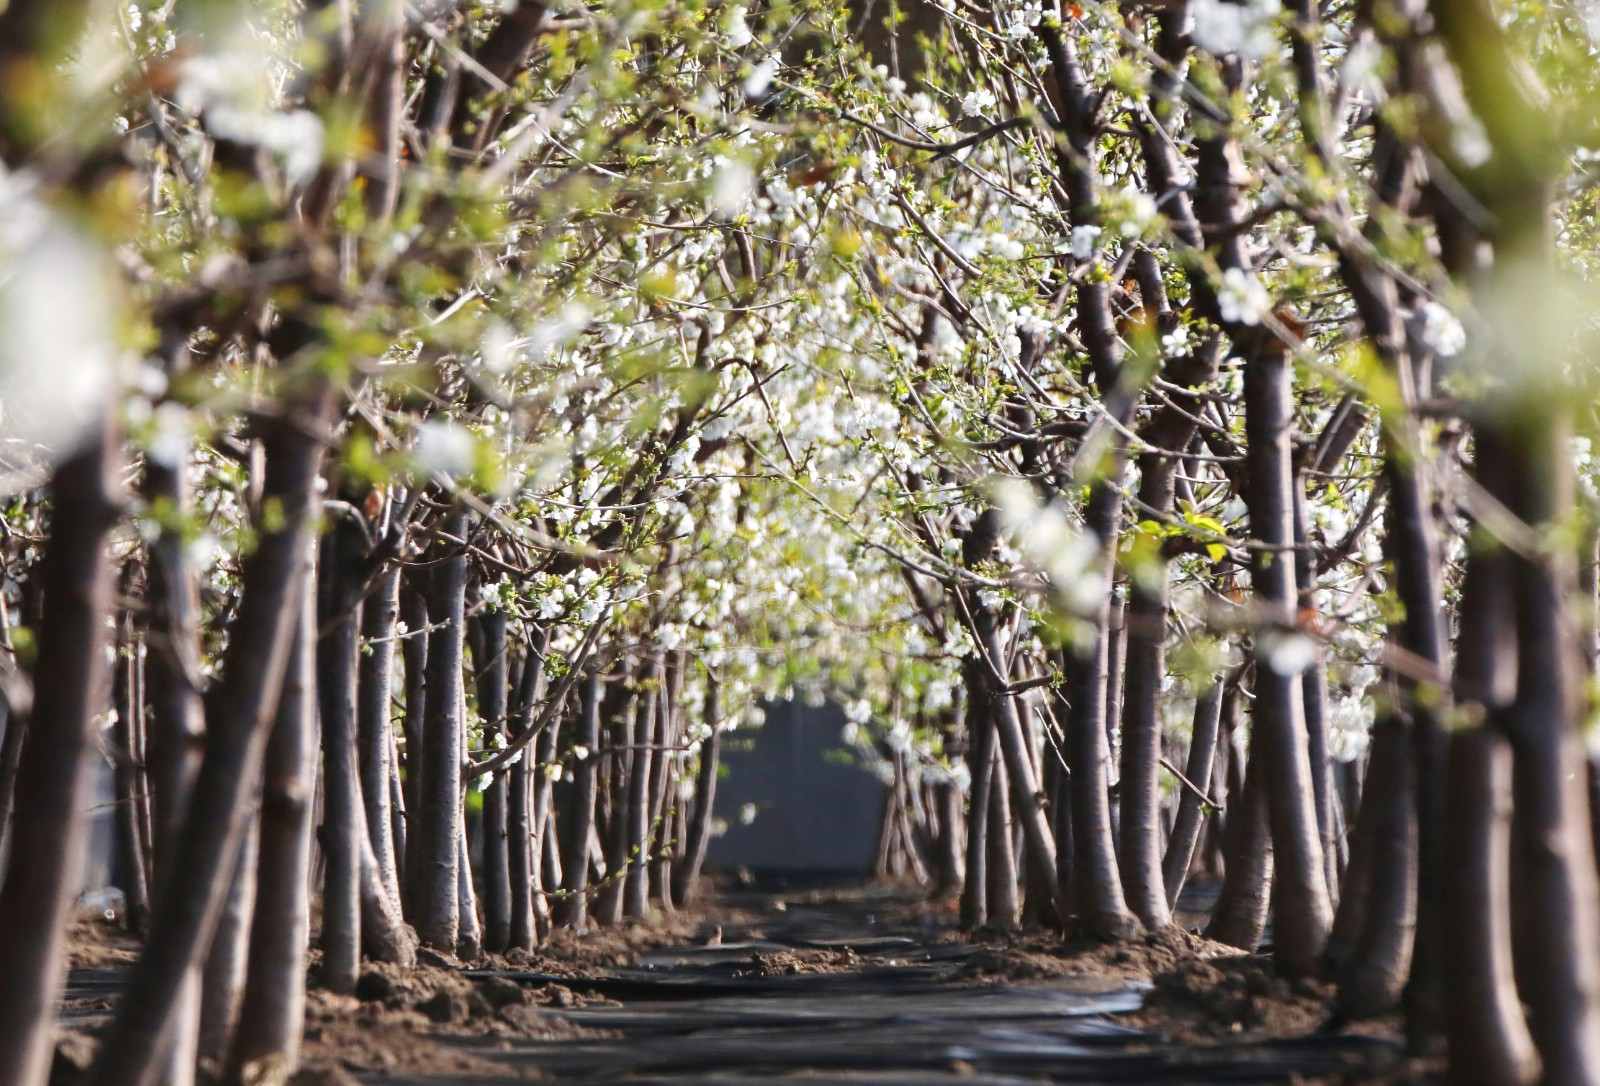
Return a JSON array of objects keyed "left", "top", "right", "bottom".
[
  {"left": 1207, "top": 743, "right": 1274, "bottom": 951},
  {"left": 358, "top": 566, "right": 403, "bottom": 910},
  {"left": 1336, "top": 712, "right": 1416, "bottom": 1018},
  {"left": 88, "top": 377, "right": 335, "bottom": 1086},
  {"left": 0, "top": 422, "right": 121, "bottom": 1086},
  {"left": 506, "top": 639, "right": 545, "bottom": 950},
  {"left": 399, "top": 579, "right": 428, "bottom": 868},
  {"left": 674, "top": 674, "right": 721, "bottom": 906},
  {"left": 231, "top": 568, "right": 318, "bottom": 1081},
  {"left": 1242, "top": 345, "right": 1333, "bottom": 976},
  {"left": 112, "top": 634, "right": 152, "bottom": 933},
  {"left": 1442, "top": 540, "right": 1538, "bottom": 1086},
  {"left": 140, "top": 378, "right": 206, "bottom": 1086},
  {"left": 625, "top": 655, "right": 660, "bottom": 920},
  {"left": 472, "top": 609, "right": 512, "bottom": 953},
  {"left": 976, "top": 623, "right": 1063, "bottom": 927},
  {"left": 412, "top": 508, "right": 467, "bottom": 952},
  {"left": 960, "top": 666, "right": 994, "bottom": 931},
  {"left": 1162, "top": 678, "right": 1226, "bottom": 909},
  {"left": 196, "top": 820, "right": 258, "bottom": 1072},
  {"left": 556, "top": 669, "right": 602, "bottom": 929},
  {"left": 984, "top": 746, "right": 1018, "bottom": 929},
  {"left": 316, "top": 517, "right": 365, "bottom": 993}
]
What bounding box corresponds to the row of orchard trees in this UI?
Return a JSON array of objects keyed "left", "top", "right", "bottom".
[
  {"left": 808, "top": 1, "right": 1600, "bottom": 1084},
  {"left": 0, "top": 1, "right": 920, "bottom": 1084},
  {"left": 1, "top": 0, "right": 1599, "bottom": 1085}
]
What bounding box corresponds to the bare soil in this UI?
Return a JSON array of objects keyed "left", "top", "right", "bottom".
[{"left": 59, "top": 885, "right": 1435, "bottom": 1084}]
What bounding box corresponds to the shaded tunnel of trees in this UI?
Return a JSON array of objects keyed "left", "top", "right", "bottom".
[{"left": 1, "top": 0, "right": 1599, "bottom": 1084}]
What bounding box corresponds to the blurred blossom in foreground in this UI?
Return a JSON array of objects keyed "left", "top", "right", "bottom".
[
  {"left": 0, "top": 197, "right": 116, "bottom": 484},
  {"left": 1190, "top": 0, "right": 1282, "bottom": 61}
]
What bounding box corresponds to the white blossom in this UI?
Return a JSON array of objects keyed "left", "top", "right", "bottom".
[
  {"left": 744, "top": 56, "right": 778, "bottom": 99},
  {"left": 1217, "top": 267, "right": 1272, "bottom": 326},
  {"left": 1420, "top": 301, "right": 1466, "bottom": 357},
  {"left": 1190, "top": 0, "right": 1282, "bottom": 61},
  {"left": 1070, "top": 224, "right": 1102, "bottom": 260},
  {"left": 414, "top": 419, "right": 476, "bottom": 478}
]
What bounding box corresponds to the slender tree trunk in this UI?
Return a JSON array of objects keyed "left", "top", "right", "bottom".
[
  {"left": 674, "top": 675, "right": 721, "bottom": 906},
  {"left": 596, "top": 671, "right": 634, "bottom": 927},
  {"left": 1494, "top": 423, "right": 1600, "bottom": 1085},
  {"left": 141, "top": 394, "right": 205, "bottom": 1086},
  {"left": 359, "top": 827, "right": 417, "bottom": 964},
  {"left": 89, "top": 377, "right": 335, "bottom": 1086},
  {"left": 456, "top": 826, "right": 482, "bottom": 960},
  {"left": 1242, "top": 344, "right": 1333, "bottom": 976},
  {"left": 984, "top": 748, "right": 1018, "bottom": 929},
  {"left": 649, "top": 656, "right": 682, "bottom": 912},
  {"left": 113, "top": 636, "right": 151, "bottom": 932},
  {"left": 625, "top": 655, "right": 660, "bottom": 920},
  {"left": 506, "top": 641, "right": 543, "bottom": 950},
  {"left": 197, "top": 820, "right": 258, "bottom": 1072},
  {"left": 965, "top": 591, "right": 1063, "bottom": 926},
  {"left": 0, "top": 697, "right": 22, "bottom": 871},
  {"left": 1119, "top": 556, "right": 1172, "bottom": 930},
  {"left": 1059, "top": 625, "right": 1138, "bottom": 938},
  {"left": 1442, "top": 540, "right": 1538, "bottom": 1086},
  {"left": 960, "top": 670, "right": 994, "bottom": 931},
  {"left": 231, "top": 570, "right": 318, "bottom": 1081},
  {"left": 1105, "top": 591, "right": 1127, "bottom": 758},
  {"left": 0, "top": 422, "right": 121, "bottom": 1086},
  {"left": 1163, "top": 678, "right": 1226, "bottom": 908},
  {"left": 316, "top": 518, "right": 364, "bottom": 993},
  {"left": 1337, "top": 712, "right": 1416, "bottom": 1017},
  {"left": 1207, "top": 745, "right": 1274, "bottom": 950},
  {"left": 389, "top": 733, "right": 407, "bottom": 894},
  {"left": 399, "top": 580, "right": 428, "bottom": 868},
  {"left": 520, "top": 635, "right": 555, "bottom": 941},
  {"left": 413, "top": 509, "right": 467, "bottom": 952},
  {"left": 472, "top": 609, "right": 512, "bottom": 953},
  {"left": 1292, "top": 476, "right": 1341, "bottom": 906},
  {"left": 358, "top": 566, "right": 403, "bottom": 909},
  {"left": 556, "top": 670, "right": 602, "bottom": 929}
]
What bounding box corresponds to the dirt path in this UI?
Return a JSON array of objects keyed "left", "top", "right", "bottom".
[{"left": 59, "top": 882, "right": 1416, "bottom": 1084}]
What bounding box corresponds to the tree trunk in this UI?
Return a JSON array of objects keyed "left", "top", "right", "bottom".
[
  {"left": 197, "top": 819, "right": 258, "bottom": 1073},
  {"left": 1292, "top": 476, "right": 1341, "bottom": 906},
  {"left": 1119, "top": 558, "right": 1172, "bottom": 930},
  {"left": 113, "top": 635, "right": 151, "bottom": 933},
  {"left": 231, "top": 568, "right": 318, "bottom": 1081},
  {"left": 556, "top": 669, "right": 602, "bottom": 929},
  {"left": 88, "top": 377, "right": 335, "bottom": 1086},
  {"left": 1163, "top": 678, "right": 1227, "bottom": 909},
  {"left": 674, "top": 674, "right": 721, "bottom": 906},
  {"left": 506, "top": 637, "right": 546, "bottom": 950},
  {"left": 359, "top": 827, "right": 417, "bottom": 964},
  {"left": 358, "top": 566, "right": 403, "bottom": 910},
  {"left": 1336, "top": 712, "right": 1416, "bottom": 1017},
  {"left": 316, "top": 518, "right": 364, "bottom": 993},
  {"left": 1494, "top": 423, "right": 1600, "bottom": 1085},
  {"left": 140, "top": 390, "right": 206, "bottom": 1086},
  {"left": 959, "top": 668, "right": 994, "bottom": 931},
  {"left": 412, "top": 509, "right": 467, "bottom": 952},
  {"left": 1242, "top": 345, "right": 1332, "bottom": 976},
  {"left": 472, "top": 609, "right": 511, "bottom": 953},
  {"left": 1207, "top": 744, "right": 1274, "bottom": 950},
  {"left": 966, "top": 594, "right": 1063, "bottom": 927},
  {"left": 0, "top": 422, "right": 121, "bottom": 1086},
  {"left": 984, "top": 747, "right": 1018, "bottom": 929},
  {"left": 455, "top": 826, "right": 482, "bottom": 960},
  {"left": 399, "top": 579, "right": 428, "bottom": 869},
  {"left": 625, "top": 655, "right": 660, "bottom": 920},
  {"left": 1442, "top": 540, "right": 1537, "bottom": 1086}
]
